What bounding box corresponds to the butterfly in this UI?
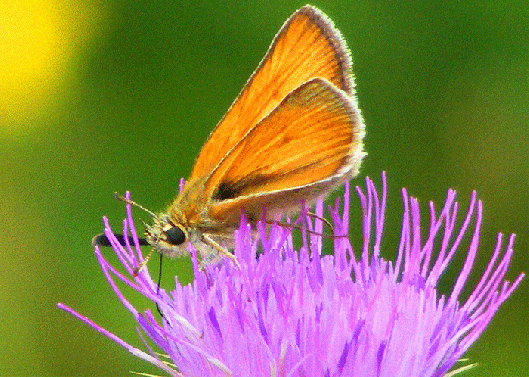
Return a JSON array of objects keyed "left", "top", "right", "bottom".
[{"left": 94, "top": 5, "right": 365, "bottom": 270}]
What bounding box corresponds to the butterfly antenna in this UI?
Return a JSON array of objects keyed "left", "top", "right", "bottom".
[{"left": 114, "top": 192, "right": 157, "bottom": 218}]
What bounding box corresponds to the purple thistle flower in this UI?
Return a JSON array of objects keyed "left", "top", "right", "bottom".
[{"left": 58, "top": 174, "right": 523, "bottom": 376}]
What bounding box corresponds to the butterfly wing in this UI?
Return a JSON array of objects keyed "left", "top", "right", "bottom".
[
  {"left": 205, "top": 78, "right": 364, "bottom": 225},
  {"left": 188, "top": 5, "right": 354, "bottom": 182}
]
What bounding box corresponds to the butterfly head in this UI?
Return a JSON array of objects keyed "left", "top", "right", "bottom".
[{"left": 144, "top": 214, "right": 191, "bottom": 258}]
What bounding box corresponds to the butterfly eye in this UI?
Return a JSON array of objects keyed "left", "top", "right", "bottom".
[{"left": 165, "top": 226, "right": 186, "bottom": 246}]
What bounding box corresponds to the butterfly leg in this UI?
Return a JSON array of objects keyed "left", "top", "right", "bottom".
[{"left": 201, "top": 234, "right": 241, "bottom": 269}]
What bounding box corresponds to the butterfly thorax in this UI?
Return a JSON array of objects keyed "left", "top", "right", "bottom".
[{"left": 144, "top": 177, "right": 237, "bottom": 259}]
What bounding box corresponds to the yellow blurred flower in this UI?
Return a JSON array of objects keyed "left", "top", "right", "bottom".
[{"left": 0, "top": 0, "right": 105, "bottom": 130}]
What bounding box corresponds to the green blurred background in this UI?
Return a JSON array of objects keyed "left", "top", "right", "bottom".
[{"left": 1, "top": 1, "right": 527, "bottom": 376}]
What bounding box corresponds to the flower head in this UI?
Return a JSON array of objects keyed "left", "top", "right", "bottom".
[{"left": 58, "top": 174, "right": 523, "bottom": 376}]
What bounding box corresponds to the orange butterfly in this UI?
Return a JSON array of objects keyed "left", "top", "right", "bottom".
[{"left": 98, "top": 5, "right": 365, "bottom": 269}]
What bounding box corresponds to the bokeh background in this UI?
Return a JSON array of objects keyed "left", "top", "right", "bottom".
[{"left": 1, "top": 1, "right": 527, "bottom": 376}]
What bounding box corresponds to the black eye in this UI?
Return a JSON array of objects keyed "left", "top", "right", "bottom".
[{"left": 165, "top": 226, "right": 186, "bottom": 246}]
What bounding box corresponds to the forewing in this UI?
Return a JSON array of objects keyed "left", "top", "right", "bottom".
[
  {"left": 188, "top": 5, "right": 353, "bottom": 182},
  {"left": 206, "top": 78, "right": 364, "bottom": 224}
]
